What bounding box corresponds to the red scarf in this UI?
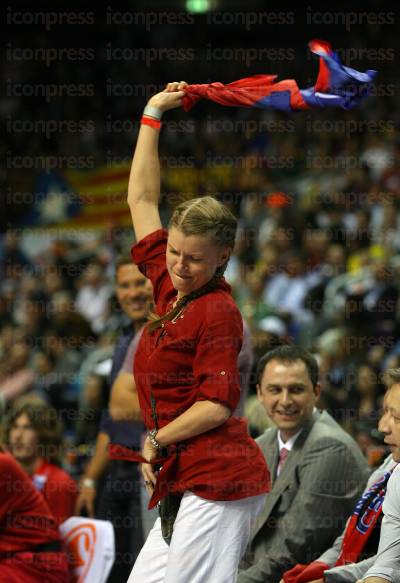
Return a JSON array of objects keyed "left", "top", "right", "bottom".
[
  {"left": 182, "top": 40, "right": 376, "bottom": 113},
  {"left": 336, "top": 468, "right": 393, "bottom": 565}
]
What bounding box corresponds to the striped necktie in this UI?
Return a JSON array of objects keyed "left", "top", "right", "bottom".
[{"left": 277, "top": 447, "right": 289, "bottom": 475}]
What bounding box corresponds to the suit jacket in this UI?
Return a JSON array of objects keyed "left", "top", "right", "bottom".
[{"left": 238, "top": 410, "right": 370, "bottom": 583}]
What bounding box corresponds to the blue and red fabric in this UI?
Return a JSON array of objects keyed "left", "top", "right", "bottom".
[{"left": 183, "top": 39, "right": 377, "bottom": 113}]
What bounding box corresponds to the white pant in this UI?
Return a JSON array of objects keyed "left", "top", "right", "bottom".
[
  {"left": 128, "top": 491, "right": 265, "bottom": 583},
  {"left": 140, "top": 479, "right": 158, "bottom": 538}
]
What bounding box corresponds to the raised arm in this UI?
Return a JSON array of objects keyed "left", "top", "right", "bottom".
[{"left": 128, "top": 83, "right": 186, "bottom": 242}]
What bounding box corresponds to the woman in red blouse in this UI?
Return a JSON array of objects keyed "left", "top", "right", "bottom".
[{"left": 124, "top": 82, "right": 269, "bottom": 582}]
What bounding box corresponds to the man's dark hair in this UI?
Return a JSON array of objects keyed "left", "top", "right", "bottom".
[
  {"left": 115, "top": 253, "right": 134, "bottom": 272},
  {"left": 257, "top": 344, "right": 319, "bottom": 388}
]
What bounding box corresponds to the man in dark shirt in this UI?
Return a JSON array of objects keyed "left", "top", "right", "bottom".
[{"left": 75, "top": 256, "right": 152, "bottom": 582}]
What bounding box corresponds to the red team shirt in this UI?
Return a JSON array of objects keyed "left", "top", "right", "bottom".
[
  {"left": 33, "top": 460, "right": 78, "bottom": 526},
  {"left": 131, "top": 229, "right": 270, "bottom": 507},
  {"left": 0, "top": 452, "right": 69, "bottom": 582}
]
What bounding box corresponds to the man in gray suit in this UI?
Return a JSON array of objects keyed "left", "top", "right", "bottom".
[{"left": 238, "top": 345, "right": 370, "bottom": 583}]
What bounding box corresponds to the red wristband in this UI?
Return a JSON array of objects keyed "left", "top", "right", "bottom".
[{"left": 141, "top": 115, "right": 162, "bottom": 130}]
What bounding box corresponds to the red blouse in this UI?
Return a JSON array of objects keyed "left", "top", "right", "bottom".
[{"left": 113, "top": 229, "right": 269, "bottom": 508}]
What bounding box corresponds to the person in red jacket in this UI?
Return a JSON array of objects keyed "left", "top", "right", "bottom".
[
  {"left": 113, "top": 81, "right": 269, "bottom": 583},
  {"left": 0, "top": 450, "right": 69, "bottom": 582},
  {"left": 5, "top": 400, "right": 78, "bottom": 525}
]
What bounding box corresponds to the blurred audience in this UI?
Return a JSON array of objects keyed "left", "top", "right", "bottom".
[
  {"left": 75, "top": 261, "right": 113, "bottom": 334},
  {"left": 0, "top": 340, "right": 35, "bottom": 402}
]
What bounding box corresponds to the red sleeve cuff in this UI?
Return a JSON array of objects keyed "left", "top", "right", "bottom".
[{"left": 283, "top": 561, "right": 329, "bottom": 583}]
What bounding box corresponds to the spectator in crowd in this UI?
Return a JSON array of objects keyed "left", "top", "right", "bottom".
[
  {"left": 75, "top": 260, "right": 113, "bottom": 334},
  {"left": 317, "top": 328, "right": 359, "bottom": 422},
  {"left": 236, "top": 268, "right": 278, "bottom": 335},
  {"left": 4, "top": 399, "right": 78, "bottom": 525},
  {"left": 0, "top": 231, "right": 31, "bottom": 281},
  {"left": 75, "top": 372, "right": 108, "bottom": 444},
  {"left": 281, "top": 453, "right": 395, "bottom": 583},
  {"left": 350, "top": 364, "right": 381, "bottom": 419},
  {"left": 30, "top": 350, "right": 66, "bottom": 405},
  {"left": 42, "top": 267, "right": 65, "bottom": 299},
  {"left": 0, "top": 322, "right": 15, "bottom": 358},
  {"left": 41, "top": 328, "right": 83, "bottom": 431},
  {"left": 281, "top": 370, "right": 400, "bottom": 583},
  {"left": 0, "top": 449, "right": 69, "bottom": 582},
  {"left": 262, "top": 250, "right": 316, "bottom": 337},
  {"left": 339, "top": 257, "right": 399, "bottom": 342},
  {"left": 44, "top": 327, "right": 83, "bottom": 385},
  {"left": 343, "top": 363, "right": 386, "bottom": 466},
  {"left": 238, "top": 345, "right": 370, "bottom": 583},
  {"left": 75, "top": 256, "right": 153, "bottom": 583},
  {"left": 361, "top": 368, "right": 400, "bottom": 583},
  {"left": 0, "top": 340, "right": 35, "bottom": 402},
  {"left": 49, "top": 290, "right": 95, "bottom": 348},
  {"left": 379, "top": 143, "right": 400, "bottom": 201},
  {"left": 16, "top": 292, "right": 48, "bottom": 348}
]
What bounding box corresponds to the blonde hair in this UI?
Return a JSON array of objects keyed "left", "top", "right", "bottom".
[
  {"left": 169, "top": 196, "right": 237, "bottom": 251},
  {"left": 148, "top": 196, "right": 237, "bottom": 332}
]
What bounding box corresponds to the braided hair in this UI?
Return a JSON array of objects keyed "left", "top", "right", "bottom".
[{"left": 148, "top": 196, "right": 237, "bottom": 332}]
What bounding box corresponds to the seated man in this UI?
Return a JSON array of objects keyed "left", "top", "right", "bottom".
[
  {"left": 0, "top": 449, "right": 69, "bottom": 582},
  {"left": 361, "top": 368, "right": 400, "bottom": 583},
  {"left": 282, "top": 368, "right": 400, "bottom": 583},
  {"left": 5, "top": 400, "right": 78, "bottom": 525},
  {"left": 238, "top": 345, "right": 370, "bottom": 583},
  {"left": 282, "top": 458, "right": 395, "bottom": 583}
]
